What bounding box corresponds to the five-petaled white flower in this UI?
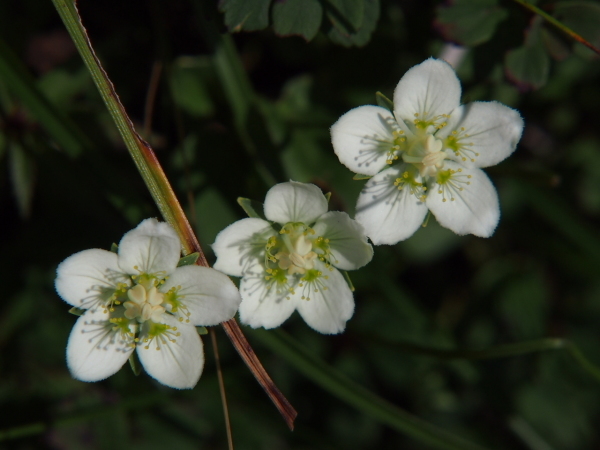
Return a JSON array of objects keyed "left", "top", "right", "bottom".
[
  {"left": 55, "top": 218, "right": 241, "bottom": 389},
  {"left": 331, "top": 58, "right": 524, "bottom": 245},
  {"left": 212, "top": 181, "right": 373, "bottom": 334}
]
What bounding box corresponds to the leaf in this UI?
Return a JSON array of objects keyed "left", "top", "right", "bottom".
[
  {"left": 327, "top": 0, "right": 380, "bottom": 47},
  {"left": 128, "top": 352, "right": 142, "bottom": 376},
  {"left": 219, "top": 0, "right": 272, "bottom": 32},
  {"left": 505, "top": 17, "right": 550, "bottom": 90},
  {"left": 177, "top": 252, "right": 200, "bottom": 267},
  {"left": 8, "top": 142, "right": 36, "bottom": 218},
  {"left": 375, "top": 91, "right": 393, "bottom": 112},
  {"left": 436, "top": 0, "right": 508, "bottom": 46},
  {"left": 253, "top": 329, "right": 489, "bottom": 450},
  {"left": 110, "top": 243, "right": 119, "bottom": 253},
  {"left": 352, "top": 173, "right": 372, "bottom": 180},
  {"left": 196, "top": 326, "right": 208, "bottom": 335},
  {"left": 237, "top": 197, "right": 267, "bottom": 220},
  {"left": 272, "top": 0, "right": 323, "bottom": 41},
  {"left": 325, "top": 0, "right": 364, "bottom": 33},
  {"left": 68, "top": 307, "right": 86, "bottom": 316},
  {"left": 169, "top": 57, "right": 215, "bottom": 118},
  {"left": 554, "top": 1, "right": 600, "bottom": 49}
]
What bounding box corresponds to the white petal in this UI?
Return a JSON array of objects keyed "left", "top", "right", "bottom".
[
  {"left": 137, "top": 315, "right": 204, "bottom": 389},
  {"left": 393, "top": 58, "right": 461, "bottom": 123},
  {"left": 426, "top": 161, "right": 499, "bottom": 237},
  {"left": 56, "top": 249, "right": 130, "bottom": 309},
  {"left": 66, "top": 308, "right": 134, "bottom": 382},
  {"left": 331, "top": 105, "right": 404, "bottom": 176},
  {"left": 212, "top": 218, "right": 275, "bottom": 277},
  {"left": 238, "top": 262, "right": 297, "bottom": 329},
  {"left": 295, "top": 264, "right": 354, "bottom": 334},
  {"left": 312, "top": 211, "right": 373, "bottom": 270},
  {"left": 355, "top": 165, "right": 428, "bottom": 245},
  {"left": 438, "top": 102, "right": 524, "bottom": 169},
  {"left": 161, "top": 265, "right": 241, "bottom": 326},
  {"left": 264, "top": 181, "right": 328, "bottom": 225},
  {"left": 118, "top": 218, "right": 181, "bottom": 276}
]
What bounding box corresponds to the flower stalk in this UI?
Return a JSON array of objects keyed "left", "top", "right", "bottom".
[{"left": 51, "top": 0, "right": 296, "bottom": 429}]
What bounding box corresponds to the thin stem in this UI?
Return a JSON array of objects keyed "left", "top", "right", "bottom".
[
  {"left": 210, "top": 328, "right": 234, "bottom": 450},
  {"left": 143, "top": 60, "right": 162, "bottom": 138},
  {"left": 512, "top": 0, "right": 600, "bottom": 56},
  {"left": 367, "top": 336, "right": 600, "bottom": 383},
  {"left": 0, "top": 393, "right": 166, "bottom": 442},
  {"left": 51, "top": 0, "right": 296, "bottom": 430}
]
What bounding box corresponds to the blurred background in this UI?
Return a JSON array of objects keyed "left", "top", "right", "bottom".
[{"left": 1, "top": 0, "right": 600, "bottom": 448}]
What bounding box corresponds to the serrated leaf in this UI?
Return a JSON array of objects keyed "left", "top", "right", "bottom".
[
  {"left": 68, "top": 307, "right": 86, "bottom": 316},
  {"left": 375, "top": 91, "right": 393, "bottom": 111},
  {"left": 177, "top": 252, "right": 200, "bottom": 267},
  {"left": 219, "top": 0, "right": 272, "bottom": 32},
  {"left": 505, "top": 18, "right": 550, "bottom": 90},
  {"left": 128, "top": 352, "right": 142, "bottom": 376},
  {"left": 554, "top": 1, "right": 600, "bottom": 49},
  {"left": 196, "top": 326, "right": 208, "bottom": 335},
  {"left": 273, "top": 0, "right": 323, "bottom": 41},
  {"left": 327, "top": 0, "right": 379, "bottom": 47},
  {"left": 436, "top": 0, "right": 508, "bottom": 46},
  {"left": 110, "top": 243, "right": 119, "bottom": 253},
  {"left": 237, "top": 197, "right": 267, "bottom": 220},
  {"left": 8, "top": 142, "right": 36, "bottom": 218}
]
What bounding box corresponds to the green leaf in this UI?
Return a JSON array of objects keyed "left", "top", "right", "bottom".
[
  {"left": 196, "top": 326, "right": 208, "bottom": 335},
  {"left": 327, "top": 0, "right": 380, "bottom": 47},
  {"left": 128, "top": 352, "right": 142, "bottom": 376},
  {"left": 0, "top": 38, "right": 87, "bottom": 157},
  {"left": 7, "top": 142, "right": 36, "bottom": 218},
  {"left": 342, "top": 270, "right": 355, "bottom": 292},
  {"left": 237, "top": 197, "right": 267, "bottom": 220},
  {"left": 324, "top": 192, "right": 332, "bottom": 202},
  {"left": 253, "top": 329, "right": 489, "bottom": 450},
  {"left": 505, "top": 18, "right": 550, "bottom": 90},
  {"left": 68, "top": 307, "right": 86, "bottom": 316},
  {"left": 177, "top": 252, "right": 200, "bottom": 267},
  {"left": 352, "top": 173, "right": 372, "bottom": 180},
  {"left": 219, "top": 0, "right": 272, "bottom": 32},
  {"left": 169, "top": 57, "right": 215, "bottom": 118},
  {"left": 110, "top": 243, "right": 119, "bottom": 253},
  {"left": 375, "top": 91, "right": 393, "bottom": 111},
  {"left": 436, "top": 0, "right": 508, "bottom": 46},
  {"left": 272, "top": 0, "right": 323, "bottom": 41},
  {"left": 554, "top": 1, "right": 600, "bottom": 49},
  {"left": 325, "top": 0, "right": 365, "bottom": 33}
]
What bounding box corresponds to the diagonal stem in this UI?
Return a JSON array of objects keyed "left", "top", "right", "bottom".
[
  {"left": 50, "top": 0, "right": 296, "bottom": 430},
  {"left": 512, "top": 0, "right": 600, "bottom": 56}
]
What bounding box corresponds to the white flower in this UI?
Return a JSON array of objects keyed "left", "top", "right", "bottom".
[
  {"left": 331, "top": 58, "right": 524, "bottom": 245},
  {"left": 212, "top": 181, "right": 373, "bottom": 334},
  {"left": 55, "top": 218, "right": 241, "bottom": 389}
]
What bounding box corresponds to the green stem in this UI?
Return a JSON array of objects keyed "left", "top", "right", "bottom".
[
  {"left": 50, "top": 0, "right": 206, "bottom": 262},
  {"left": 511, "top": 0, "right": 600, "bottom": 56},
  {"left": 0, "top": 38, "right": 88, "bottom": 157},
  {"left": 253, "top": 329, "right": 490, "bottom": 450},
  {"left": 0, "top": 393, "right": 165, "bottom": 442},
  {"left": 368, "top": 337, "right": 600, "bottom": 383},
  {"left": 51, "top": 0, "right": 296, "bottom": 430}
]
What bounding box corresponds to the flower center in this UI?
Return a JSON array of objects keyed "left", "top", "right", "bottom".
[
  {"left": 402, "top": 133, "right": 447, "bottom": 177},
  {"left": 124, "top": 284, "right": 166, "bottom": 323},
  {"left": 274, "top": 224, "right": 318, "bottom": 275}
]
